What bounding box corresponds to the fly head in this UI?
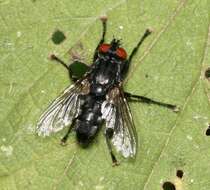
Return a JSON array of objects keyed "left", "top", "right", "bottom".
[
  {"left": 97, "top": 38, "right": 129, "bottom": 81},
  {"left": 98, "top": 39, "right": 127, "bottom": 60}
]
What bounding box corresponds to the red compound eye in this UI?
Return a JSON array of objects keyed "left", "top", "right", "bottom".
[
  {"left": 99, "top": 44, "right": 111, "bottom": 53},
  {"left": 116, "top": 48, "right": 127, "bottom": 59}
]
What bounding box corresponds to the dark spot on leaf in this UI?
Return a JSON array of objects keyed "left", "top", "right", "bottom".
[
  {"left": 176, "top": 170, "right": 184, "bottom": 178},
  {"left": 69, "top": 61, "right": 89, "bottom": 81},
  {"left": 145, "top": 74, "right": 149, "bottom": 78},
  {"left": 206, "top": 125, "right": 210, "bottom": 136},
  {"left": 205, "top": 68, "right": 210, "bottom": 81},
  {"left": 162, "top": 181, "right": 176, "bottom": 190},
  {"left": 52, "top": 30, "right": 66, "bottom": 45},
  {"left": 171, "top": 155, "right": 186, "bottom": 167}
]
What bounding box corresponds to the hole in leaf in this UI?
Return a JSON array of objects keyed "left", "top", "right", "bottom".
[
  {"left": 162, "top": 181, "right": 176, "bottom": 190},
  {"left": 176, "top": 170, "right": 184, "bottom": 178},
  {"left": 205, "top": 68, "right": 210, "bottom": 80},
  {"left": 52, "top": 30, "right": 66, "bottom": 45},
  {"left": 206, "top": 125, "right": 210, "bottom": 136}
]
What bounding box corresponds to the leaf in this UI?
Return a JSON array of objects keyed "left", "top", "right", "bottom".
[{"left": 0, "top": 0, "right": 209, "bottom": 189}]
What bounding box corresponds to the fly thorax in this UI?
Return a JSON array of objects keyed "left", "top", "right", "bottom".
[
  {"left": 95, "top": 73, "right": 109, "bottom": 85},
  {"left": 90, "top": 83, "right": 107, "bottom": 96},
  {"left": 94, "top": 61, "right": 118, "bottom": 84}
]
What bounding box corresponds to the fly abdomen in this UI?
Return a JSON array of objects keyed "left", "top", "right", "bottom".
[
  {"left": 75, "top": 121, "right": 98, "bottom": 147},
  {"left": 75, "top": 94, "right": 103, "bottom": 147}
]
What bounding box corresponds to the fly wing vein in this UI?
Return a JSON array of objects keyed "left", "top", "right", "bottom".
[
  {"left": 36, "top": 78, "right": 89, "bottom": 137},
  {"left": 102, "top": 87, "right": 137, "bottom": 158}
]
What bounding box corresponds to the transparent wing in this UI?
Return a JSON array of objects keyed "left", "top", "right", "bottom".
[
  {"left": 36, "top": 78, "right": 89, "bottom": 136},
  {"left": 101, "top": 87, "right": 137, "bottom": 158}
]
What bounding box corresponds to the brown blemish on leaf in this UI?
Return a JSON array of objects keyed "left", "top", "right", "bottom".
[
  {"left": 173, "top": 177, "right": 184, "bottom": 190},
  {"left": 69, "top": 42, "right": 85, "bottom": 61}
]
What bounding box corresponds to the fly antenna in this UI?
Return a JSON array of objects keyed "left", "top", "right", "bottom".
[{"left": 111, "top": 38, "right": 121, "bottom": 50}]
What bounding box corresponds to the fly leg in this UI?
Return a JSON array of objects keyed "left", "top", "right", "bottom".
[
  {"left": 93, "top": 16, "right": 107, "bottom": 61},
  {"left": 128, "top": 29, "right": 152, "bottom": 64},
  {"left": 60, "top": 119, "right": 76, "bottom": 145},
  {"left": 105, "top": 128, "right": 119, "bottom": 166},
  {"left": 50, "top": 54, "right": 69, "bottom": 70},
  {"left": 49, "top": 54, "right": 89, "bottom": 82},
  {"left": 121, "top": 29, "right": 152, "bottom": 77},
  {"left": 124, "top": 92, "right": 179, "bottom": 112}
]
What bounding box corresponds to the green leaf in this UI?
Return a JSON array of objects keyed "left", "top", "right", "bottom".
[{"left": 0, "top": 0, "right": 209, "bottom": 189}]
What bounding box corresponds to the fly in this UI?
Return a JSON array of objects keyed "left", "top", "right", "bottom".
[{"left": 36, "top": 16, "right": 178, "bottom": 166}]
